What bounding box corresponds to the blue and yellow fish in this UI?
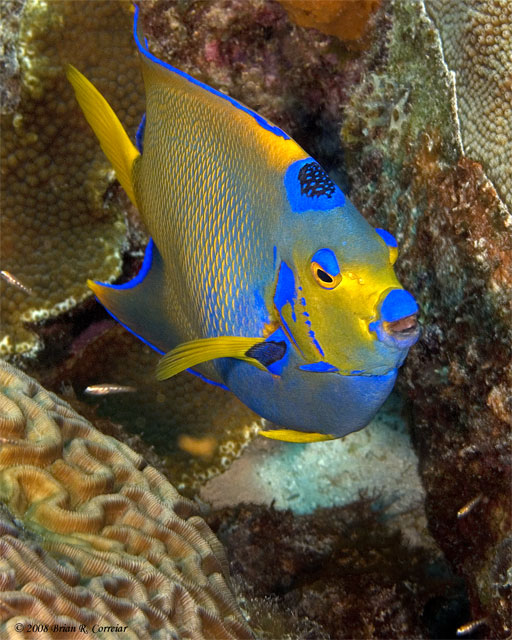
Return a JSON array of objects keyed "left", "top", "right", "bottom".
[{"left": 67, "top": 5, "right": 420, "bottom": 443}]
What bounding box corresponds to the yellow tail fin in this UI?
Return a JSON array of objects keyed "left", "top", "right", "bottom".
[{"left": 66, "top": 64, "right": 140, "bottom": 206}]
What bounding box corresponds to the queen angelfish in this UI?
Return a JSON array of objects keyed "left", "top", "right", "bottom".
[{"left": 67, "top": 4, "right": 420, "bottom": 443}]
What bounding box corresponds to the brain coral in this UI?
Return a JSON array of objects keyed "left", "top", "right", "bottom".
[
  {"left": 424, "top": 0, "right": 512, "bottom": 212},
  {"left": 0, "top": 359, "right": 253, "bottom": 639},
  {"left": 0, "top": 0, "right": 144, "bottom": 356}
]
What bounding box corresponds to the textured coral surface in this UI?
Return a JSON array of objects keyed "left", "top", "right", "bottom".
[
  {"left": 0, "top": 0, "right": 24, "bottom": 114},
  {"left": 342, "top": 0, "right": 512, "bottom": 636},
  {"left": 0, "top": 0, "right": 144, "bottom": 355},
  {"left": 0, "top": 360, "right": 252, "bottom": 639},
  {"left": 425, "top": 0, "right": 512, "bottom": 212}
]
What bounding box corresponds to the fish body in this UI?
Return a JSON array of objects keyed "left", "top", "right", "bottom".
[{"left": 67, "top": 5, "right": 420, "bottom": 441}]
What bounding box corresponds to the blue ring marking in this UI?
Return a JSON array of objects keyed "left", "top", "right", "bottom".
[
  {"left": 299, "top": 361, "right": 339, "bottom": 373},
  {"left": 135, "top": 112, "right": 146, "bottom": 153},
  {"left": 284, "top": 159, "right": 345, "bottom": 213},
  {"left": 380, "top": 289, "right": 418, "bottom": 322},
  {"left": 273, "top": 246, "right": 277, "bottom": 271},
  {"left": 133, "top": 6, "right": 289, "bottom": 140},
  {"left": 311, "top": 248, "right": 340, "bottom": 276},
  {"left": 375, "top": 228, "right": 398, "bottom": 248}
]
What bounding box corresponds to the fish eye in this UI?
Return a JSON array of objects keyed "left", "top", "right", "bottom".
[
  {"left": 316, "top": 268, "right": 333, "bottom": 284},
  {"left": 310, "top": 248, "right": 342, "bottom": 290}
]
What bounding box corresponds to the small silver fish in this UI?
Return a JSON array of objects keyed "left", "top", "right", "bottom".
[
  {"left": 457, "top": 493, "right": 483, "bottom": 519},
  {"left": 84, "top": 384, "right": 136, "bottom": 396},
  {"left": 456, "top": 618, "right": 488, "bottom": 636},
  {"left": 0, "top": 270, "right": 34, "bottom": 295}
]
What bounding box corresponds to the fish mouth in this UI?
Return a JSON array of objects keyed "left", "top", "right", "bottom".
[{"left": 383, "top": 313, "right": 420, "bottom": 342}]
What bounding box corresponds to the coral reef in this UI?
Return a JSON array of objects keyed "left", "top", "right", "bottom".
[
  {"left": 0, "top": 359, "right": 252, "bottom": 639},
  {"left": 278, "top": 0, "right": 381, "bottom": 42},
  {"left": 0, "top": 0, "right": 144, "bottom": 356},
  {"left": 424, "top": 0, "right": 512, "bottom": 212},
  {"left": 342, "top": 0, "right": 512, "bottom": 636},
  {"left": 209, "top": 501, "right": 469, "bottom": 640}
]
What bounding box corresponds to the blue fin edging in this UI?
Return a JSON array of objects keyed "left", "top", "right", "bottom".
[
  {"left": 135, "top": 112, "right": 146, "bottom": 152},
  {"left": 92, "top": 239, "right": 229, "bottom": 391},
  {"left": 375, "top": 228, "right": 398, "bottom": 248},
  {"left": 132, "top": 5, "right": 289, "bottom": 140}
]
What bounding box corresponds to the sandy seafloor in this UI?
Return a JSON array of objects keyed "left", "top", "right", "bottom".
[{"left": 202, "top": 391, "right": 435, "bottom": 550}]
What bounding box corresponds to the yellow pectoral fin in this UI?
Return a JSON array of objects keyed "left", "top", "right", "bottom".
[
  {"left": 156, "top": 337, "right": 268, "bottom": 381},
  {"left": 259, "top": 429, "right": 335, "bottom": 443},
  {"left": 66, "top": 64, "right": 140, "bottom": 207}
]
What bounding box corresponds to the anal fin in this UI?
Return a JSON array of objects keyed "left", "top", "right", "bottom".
[{"left": 88, "top": 239, "right": 170, "bottom": 355}]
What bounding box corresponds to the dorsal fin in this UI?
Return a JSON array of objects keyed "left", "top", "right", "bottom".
[
  {"left": 132, "top": 5, "right": 307, "bottom": 172},
  {"left": 67, "top": 65, "right": 140, "bottom": 206},
  {"left": 133, "top": 5, "right": 288, "bottom": 141}
]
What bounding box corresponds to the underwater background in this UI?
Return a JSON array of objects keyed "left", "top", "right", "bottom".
[{"left": 0, "top": 0, "right": 510, "bottom": 638}]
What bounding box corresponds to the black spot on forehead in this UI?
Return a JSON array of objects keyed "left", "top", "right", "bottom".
[{"left": 298, "top": 162, "right": 336, "bottom": 198}]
